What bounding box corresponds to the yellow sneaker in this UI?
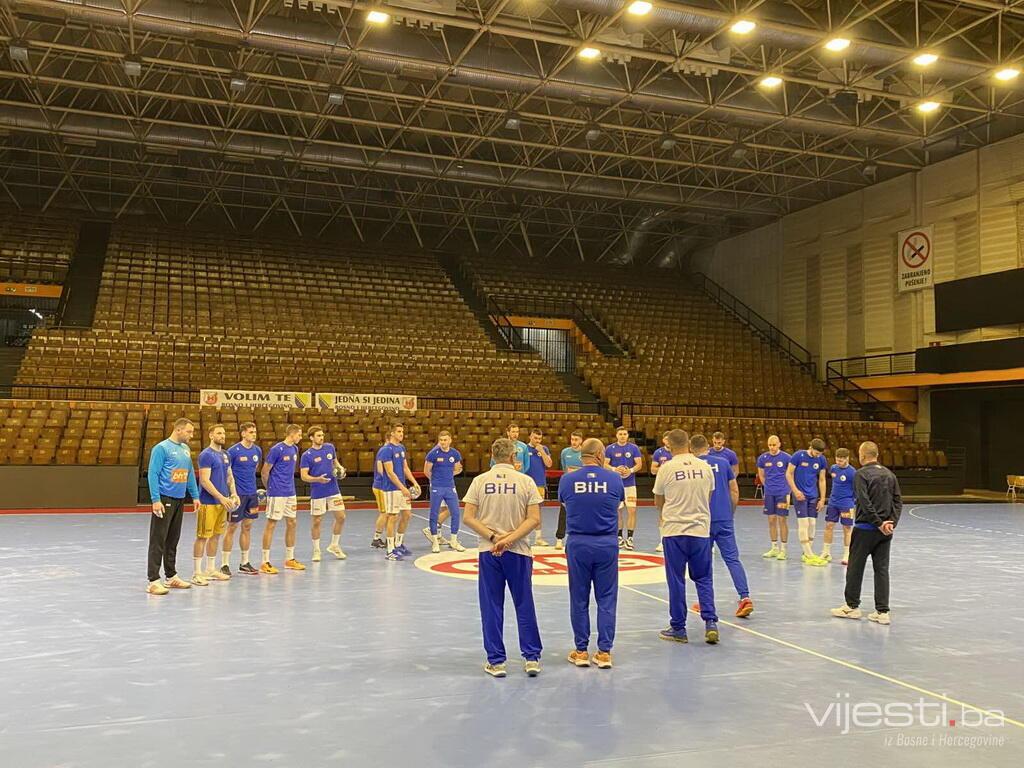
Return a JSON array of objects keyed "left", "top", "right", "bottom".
[
  {"left": 592, "top": 651, "right": 613, "bottom": 669},
  {"left": 284, "top": 558, "right": 306, "bottom": 571},
  {"left": 260, "top": 562, "right": 279, "bottom": 575},
  {"left": 205, "top": 569, "right": 230, "bottom": 581},
  {"left": 776, "top": 550, "right": 788, "bottom": 561},
  {"left": 146, "top": 581, "right": 169, "bottom": 595},
  {"left": 166, "top": 575, "right": 192, "bottom": 589},
  {"left": 567, "top": 650, "right": 591, "bottom": 667},
  {"left": 762, "top": 547, "right": 779, "bottom": 558}
]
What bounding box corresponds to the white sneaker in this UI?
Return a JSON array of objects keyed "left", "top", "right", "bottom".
[
  {"left": 326, "top": 544, "right": 347, "bottom": 560},
  {"left": 655, "top": 542, "right": 663, "bottom": 553},
  {"left": 190, "top": 573, "right": 209, "bottom": 586},
  {"left": 524, "top": 660, "right": 542, "bottom": 677},
  {"left": 868, "top": 611, "right": 891, "bottom": 625},
  {"left": 146, "top": 580, "right": 169, "bottom": 595},
  {"left": 450, "top": 535, "right": 466, "bottom": 552},
  {"left": 431, "top": 537, "right": 441, "bottom": 554},
  {"left": 205, "top": 569, "right": 230, "bottom": 581},
  {"left": 830, "top": 604, "right": 863, "bottom": 620},
  {"left": 312, "top": 550, "right": 322, "bottom": 562},
  {"left": 421, "top": 526, "right": 434, "bottom": 544},
  {"left": 555, "top": 538, "right": 564, "bottom": 550},
  {"left": 535, "top": 537, "right": 550, "bottom": 547}
]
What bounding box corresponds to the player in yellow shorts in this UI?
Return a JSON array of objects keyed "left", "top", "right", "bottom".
[{"left": 194, "top": 424, "right": 238, "bottom": 585}]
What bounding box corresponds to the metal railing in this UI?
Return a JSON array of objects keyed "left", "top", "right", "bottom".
[
  {"left": 687, "top": 271, "right": 816, "bottom": 377},
  {"left": 828, "top": 352, "right": 917, "bottom": 378},
  {"left": 620, "top": 401, "right": 865, "bottom": 423},
  {"left": 824, "top": 362, "right": 906, "bottom": 423},
  {"left": 484, "top": 294, "right": 530, "bottom": 352},
  {"left": 487, "top": 292, "right": 625, "bottom": 356}
]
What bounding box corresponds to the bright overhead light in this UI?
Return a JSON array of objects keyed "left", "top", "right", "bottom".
[
  {"left": 730, "top": 19, "right": 757, "bottom": 35},
  {"left": 366, "top": 10, "right": 390, "bottom": 25},
  {"left": 824, "top": 37, "right": 851, "bottom": 52},
  {"left": 916, "top": 100, "right": 940, "bottom": 113},
  {"left": 995, "top": 66, "right": 1020, "bottom": 81},
  {"left": 578, "top": 46, "right": 601, "bottom": 60},
  {"left": 912, "top": 52, "right": 938, "bottom": 67},
  {"left": 759, "top": 75, "right": 783, "bottom": 88},
  {"left": 627, "top": 1, "right": 652, "bottom": 15}
]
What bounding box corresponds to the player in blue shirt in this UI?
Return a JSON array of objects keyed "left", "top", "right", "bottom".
[
  {"left": 371, "top": 440, "right": 389, "bottom": 549},
  {"left": 380, "top": 423, "right": 421, "bottom": 560},
  {"left": 260, "top": 423, "right": 303, "bottom": 574},
  {"left": 526, "top": 429, "right": 554, "bottom": 547},
  {"left": 786, "top": 438, "right": 828, "bottom": 566},
  {"left": 692, "top": 435, "right": 752, "bottom": 618},
  {"left": 650, "top": 432, "right": 672, "bottom": 554},
  {"left": 710, "top": 431, "right": 740, "bottom": 476},
  {"left": 555, "top": 430, "right": 584, "bottom": 549},
  {"left": 422, "top": 429, "right": 465, "bottom": 553},
  {"left": 604, "top": 427, "right": 643, "bottom": 550},
  {"left": 221, "top": 421, "right": 262, "bottom": 576},
  {"left": 300, "top": 426, "right": 348, "bottom": 562},
  {"left": 490, "top": 423, "right": 531, "bottom": 474},
  {"left": 822, "top": 447, "right": 857, "bottom": 564},
  {"left": 559, "top": 438, "right": 625, "bottom": 669},
  {"left": 145, "top": 417, "right": 202, "bottom": 595},
  {"left": 756, "top": 435, "right": 793, "bottom": 560},
  {"left": 193, "top": 424, "right": 238, "bottom": 586}
]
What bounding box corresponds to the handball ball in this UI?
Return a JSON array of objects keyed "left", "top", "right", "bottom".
[
  {"left": 257, "top": 489, "right": 268, "bottom": 506},
  {"left": 334, "top": 464, "right": 347, "bottom": 480},
  {"left": 409, "top": 485, "right": 422, "bottom": 500}
]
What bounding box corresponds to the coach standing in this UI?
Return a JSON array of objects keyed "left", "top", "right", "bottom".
[
  {"left": 146, "top": 418, "right": 202, "bottom": 595},
  {"left": 831, "top": 441, "right": 902, "bottom": 626},
  {"left": 559, "top": 438, "right": 625, "bottom": 669},
  {"left": 464, "top": 438, "right": 544, "bottom": 678}
]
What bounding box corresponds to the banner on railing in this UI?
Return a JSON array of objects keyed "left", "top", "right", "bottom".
[
  {"left": 317, "top": 392, "right": 418, "bottom": 412},
  {"left": 200, "top": 389, "right": 313, "bottom": 409},
  {"left": 897, "top": 226, "right": 934, "bottom": 293}
]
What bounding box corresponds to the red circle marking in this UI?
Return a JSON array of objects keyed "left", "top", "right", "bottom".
[
  {"left": 428, "top": 551, "right": 664, "bottom": 576},
  {"left": 901, "top": 231, "right": 930, "bottom": 269}
]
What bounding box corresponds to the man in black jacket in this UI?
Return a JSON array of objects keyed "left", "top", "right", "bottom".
[{"left": 831, "top": 441, "right": 902, "bottom": 626}]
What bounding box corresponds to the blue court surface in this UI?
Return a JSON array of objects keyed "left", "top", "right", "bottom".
[{"left": 1, "top": 502, "right": 1022, "bottom": 767}]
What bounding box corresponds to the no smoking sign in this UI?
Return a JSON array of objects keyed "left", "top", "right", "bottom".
[{"left": 897, "top": 225, "right": 934, "bottom": 293}]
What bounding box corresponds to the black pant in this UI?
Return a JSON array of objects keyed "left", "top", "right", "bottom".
[
  {"left": 556, "top": 504, "right": 567, "bottom": 540},
  {"left": 844, "top": 526, "right": 892, "bottom": 613},
  {"left": 148, "top": 495, "right": 186, "bottom": 582}
]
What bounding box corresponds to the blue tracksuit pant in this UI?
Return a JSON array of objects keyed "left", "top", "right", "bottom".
[
  {"left": 710, "top": 519, "right": 750, "bottom": 599},
  {"left": 429, "top": 486, "right": 461, "bottom": 535},
  {"left": 478, "top": 551, "right": 542, "bottom": 664},
  {"left": 663, "top": 534, "right": 717, "bottom": 628},
  {"left": 566, "top": 534, "right": 619, "bottom": 653}
]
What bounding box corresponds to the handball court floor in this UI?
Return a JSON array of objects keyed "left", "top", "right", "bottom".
[{"left": 1, "top": 502, "right": 1022, "bottom": 768}]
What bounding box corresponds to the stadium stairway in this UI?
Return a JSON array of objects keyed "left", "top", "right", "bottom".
[
  {"left": 436, "top": 252, "right": 511, "bottom": 349},
  {"left": 56, "top": 221, "right": 112, "bottom": 328},
  {"left": 0, "top": 346, "right": 25, "bottom": 389}
]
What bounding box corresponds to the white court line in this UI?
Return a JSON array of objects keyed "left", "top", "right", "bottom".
[{"left": 907, "top": 504, "right": 1024, "bottom": 538}]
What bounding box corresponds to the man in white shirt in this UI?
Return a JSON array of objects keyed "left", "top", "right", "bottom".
[
  {"left": 463, "top": 438, "right": 544, "bottom": 678},
  {"left": 653, "top": 429, "right": 719, "bottom": 645}
]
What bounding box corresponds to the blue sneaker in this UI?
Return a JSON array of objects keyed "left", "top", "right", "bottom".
[
  {"left": 397, "top": 544, "right": 411, "bottom": 556},
  {"left": 386, "top": 549, "right": 404, "bottom": 561},
  {"left": 659, "top": 627, "right": 688, "bottom": 643},
  {"left": 705, "top": 621, "right": 720, "bottom": 645}
]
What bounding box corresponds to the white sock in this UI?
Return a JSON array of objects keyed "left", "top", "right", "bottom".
[
  {"left": 770, "top": 540, "right": 778, "bottom": 550},
  {"left": 396, "top": 533, "right": 404, "bottom": 546},
  {"left": 843, "top": 546, "right": 850, "bottom": 560},
  {"left": 808, "top": 518, "right": 817, "bottom": 542},
  {"left": 262, "top": 548, "right": 270, "bottom": 564},
  {"left": 205, "top": 555, "right": 215, "bottom": 572},
  {"left": 374, "top": 530, "right": 384, "bottom": 540},
  {"left": 193, "top": 557, "right": 202, "bottom": 574},
  {"left": 241, "top": 549, "right": 249, "bottom": 565},
  {"left": 312, "top": 539, "right": 321, "bottom": 553},
  {"left": 801, "top": 541, "right": 813, "bottom": 557},
  {"left": 221, "top": 550, "right": 232, "bottom": 568},
  {"left": 286, "top": 546, "right": 295, "bottom": 561},
  {"left": 331, "top": 534, "right": 340, "bottom": 547},
  {"left": 387, "top": 536, "right": 396, "bottom": 552}
]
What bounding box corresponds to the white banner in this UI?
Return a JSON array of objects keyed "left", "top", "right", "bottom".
[
  {"left": 200, "top": 389, "right": 313, "bottom": 409},
  {"left": 317, "top": 392, "right": 418, "bottom": 412},
  {"left": 897, "top": 226, "right": 934, "bottom": 293}
]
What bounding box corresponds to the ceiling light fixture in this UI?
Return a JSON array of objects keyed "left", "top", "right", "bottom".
[
  {"left": 366, "top": 10, "right": 390, "bottom": 25},
  {"left": 730, "top": 19, "right": 756, "bottom": 35},
  {"left": 759, "top": 75, "right": 782, "bottom": 88},
  {"left": 504, "top": 111, "right": 521, "bottom": 130},
  {"left": 8, "top": 39, "right": 29, "bottom": 64},
  {"left": 627, "top": 1, "right": 652, "bottom": 16},
  {"left": 824, "top": 37, "right": 851, "bottom": 52},
  {"left": 659, "top": 133, "right": 677, "bottom": 150},
  {"left": 327, "top": 90, "right": 345, "bottom": 106},
  {"left": 916, "top": 100, "right": 940, "bottom": 113},
  {"left": 585, "top": 123, "right": 603, "bottom": 142},
  {"left": 912, "top": 52, "right": 938, "bottom": 67},
  {"left": 123, "top": 55, "right": 142, "bottom": 78},
  {"left": 229, "top": 72, "right": 248, "bottom": 92},
  {"left": 579, "top": 46, "right": 601, "bottom": 60},
  {"left": 729, "top": 140, "right": 749, "bottom": 161},
  {"left": 995, "top": 66, "right": 1020, "bottom": 81}
]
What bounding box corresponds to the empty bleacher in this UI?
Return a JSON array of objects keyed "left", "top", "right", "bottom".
[
  {"left": 0, "top": 400, "right": 144, "bottom": 465},
  {"left": 0, "top": 209, "right": 77, "bottom": 284}
]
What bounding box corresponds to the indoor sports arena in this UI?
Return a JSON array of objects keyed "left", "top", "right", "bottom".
[{"left": 1, "top": 1, "right": 1022, "bottom": 766}]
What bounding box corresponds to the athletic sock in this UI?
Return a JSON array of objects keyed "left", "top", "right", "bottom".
[
  {"left": 312, "top": 538, "right": 321, "bottom": 554},
  {"left": 241, "top": 549, "right": 250, "bottom": 565},
  {"left": 843, "top": 546, "right": 850, "bottom": 560},
  {"left": 262, "top": 548, "right": 270, "bottom": 564},
  {"left": 387, "top": 536, "right": 396, "bottom": 552},
  {"left": 769, "top": 540, "right": 778, "bottom": 550},
  {"left": 194, "top": 557, "right": 202, "bottom": 574},
  {"left": 330, "top": 534, "right": 340, "bottom": 547},
  {"left": 374, "top": 530, "right": 384, "bottom": 540},
  {"left": 221, "top": 550, "right": 232, "bottom": 568},
  {"left": 801, "top": 541, "right": 813, "bottom": 557},
  {"left": 285, "top": 547, "right": 295, "bottom": 561},
  {"left": 396, "top": 533, "right": 405, "bottom": 546}
]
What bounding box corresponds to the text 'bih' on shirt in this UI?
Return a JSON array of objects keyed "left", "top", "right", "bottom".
[
  {"left": 652, "top": 453, "right": 714, "bottom": 538},
  {"left": 463, "top": 466, "right": 543, "bottom": 558}
]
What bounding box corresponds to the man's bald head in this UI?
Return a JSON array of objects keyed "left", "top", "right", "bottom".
[
  {"left": 580, "top": 438, "right": 605, "bottom": 464},
  {"left": 666, "top": 429, "right": 690, "bottom": 453},
  {"left": 859, "top": 441, "right": 879, "bottom": 464}
]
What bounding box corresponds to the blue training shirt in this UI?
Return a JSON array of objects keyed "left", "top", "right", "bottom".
[
  {"left": 379, "top": 442, "right": 408, "bottom": 492},
  {"left": 710, "top": 446, "right": 739, "bottom": 467},
  {"left": 790, "top": 450, "right": 827, "bottom": 498},
  {"left": 147, "top": 437, "right": 201, "bottom": 502},
  {"left": 560, "top": 446, "right": 583, "bottom": 472},
  {"left": 265, "top": 441, "right": 298, "bottom": 497},
  {"left": 558, "top": 465, "right": 625, "bottom": 536},
  {"left": 490, "top": 439, "right": 530, "bottom": 472},
  {"left": 372, "top": 445, "right": 387, "bottom": 490},
  {"left": 227, "top": 442, "right": 261, "bottom": 496},
  {"left": 198, "top": 446, "right": 231, "bottom": 505},
  {"left": 425, "top": 445, "right": 462, "bottom": 489},
  {"left": 526, "top": 444, "right": 550, "bottom": 489},
  {"left": 605, "top": 442, "right": 642, "bottom": 488},
  {"left": 757, "top": 450, "right": 792, "bottom": 496},
  {"left": 652, "top": 446, "right": 672, "bottom": 469},
  {"left": 829, "top": 464, "right": 857, "bottom": 507},
  {"left": 301, "top": 443, "right": 341, "bottom": 499},
  {"left": 703, "top": 452, "right": 736, "bottom": 523}
]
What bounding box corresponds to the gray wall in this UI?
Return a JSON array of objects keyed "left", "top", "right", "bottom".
[{"left": 0, "top": 465, "right": 138, "bottom": 508}]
